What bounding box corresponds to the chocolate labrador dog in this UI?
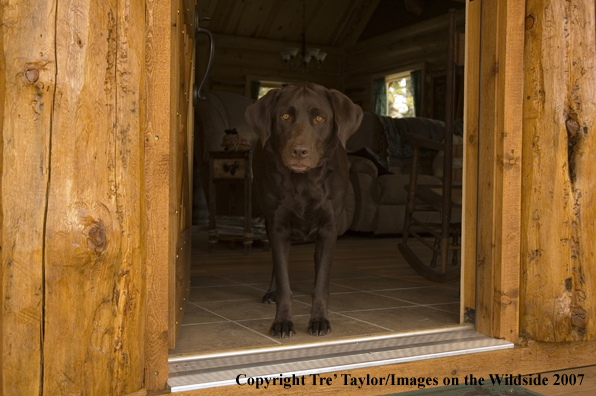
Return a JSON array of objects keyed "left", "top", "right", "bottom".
[{"left": 245, "top": 83, "right": 363, "bottom": 338}]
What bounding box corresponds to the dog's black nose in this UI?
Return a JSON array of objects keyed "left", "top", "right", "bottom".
[{"left": 292, "top": 145, "right": 309, "bottom": 160}]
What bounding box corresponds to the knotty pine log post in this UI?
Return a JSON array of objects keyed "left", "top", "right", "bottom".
[
  {"left": 1, "top": 0, "right": 56, "bottom": 393},
  {"left": 2, "top": 0, "right": 147, "bottom": 394},
  {"left": 522, "top": 0, "right": 596, "bottom": 341}
]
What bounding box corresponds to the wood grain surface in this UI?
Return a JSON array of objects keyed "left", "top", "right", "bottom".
[
  {"left": 522, "top": 0, "right": 596, "bottom": 341},
  {"left": 1, "top": 0, "right": 56, "bottom": 393}
]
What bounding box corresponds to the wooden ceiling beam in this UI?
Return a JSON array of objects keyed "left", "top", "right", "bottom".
[{"left": 333, "top": 0, "right": 381, "bottom": 47}]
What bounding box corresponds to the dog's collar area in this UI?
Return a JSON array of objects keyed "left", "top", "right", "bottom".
[{"left": 292, "top": 162, "right": 324, "bottom": 174}]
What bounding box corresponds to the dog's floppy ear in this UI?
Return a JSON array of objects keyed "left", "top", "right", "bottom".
[
  {"left": 245, "top": 89, "right": 281, "bottom": 147},
  {"left": 327, "top": 89, "right": 363, "bottom": 147}
]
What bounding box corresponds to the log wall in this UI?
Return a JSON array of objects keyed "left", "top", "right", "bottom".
[
  {"left": 342, "top": 10, "right": 464, "bottom": 114},
  {"left": 199, "top": 33, "right": 342, "bottom": 96},
  {"left": 522, "top": 0, "right": 596, "bottom": 341}
]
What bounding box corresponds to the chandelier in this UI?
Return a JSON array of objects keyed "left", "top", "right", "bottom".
[{"left": 279, "top": 0, "right": 327, "bottom": 71}]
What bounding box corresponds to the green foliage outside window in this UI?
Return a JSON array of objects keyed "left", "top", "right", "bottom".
[{"left": 387, "top": 75, "right": 415, "bottom": 118}]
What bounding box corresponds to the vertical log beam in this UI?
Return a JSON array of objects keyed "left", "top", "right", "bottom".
[
  {"left": 42, "top": 0, "right": 146, "bottom": 394},
  {"left": 522, "top": 0, "right": 596, "bottom": 341},
  {"left": 1, "top": 0, "right": 56, "bottom": 394},
  {"left": 2, "top": 0, "right": 147, "bottom": 394},
  {"left": 145, "top": 0, "right": 172, "bottom": 390},
  {"left": 476, "top": 0, "right": 525, "bottom": 342}
]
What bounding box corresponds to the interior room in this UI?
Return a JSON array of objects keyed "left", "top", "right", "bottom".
[{"left": 172, "top": 0, "right": 468, "bottom": 357}]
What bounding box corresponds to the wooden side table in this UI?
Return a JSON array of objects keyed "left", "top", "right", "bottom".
[{"left": 208, "top": 150, "right": 254, "bottom": 254}]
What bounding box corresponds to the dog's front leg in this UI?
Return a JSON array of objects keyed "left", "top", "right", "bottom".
[
  {"left": 262, "top": 219, "right": 277, "bottom": 303},
  {"left": 268, "top": 225, "right": 295, "bottom": 338},
  {"left": 309, "top": 224, "right": 336, "bottom": 336},
  {"left": 262, "top": 270, "right": 276, "bottom": 304}
]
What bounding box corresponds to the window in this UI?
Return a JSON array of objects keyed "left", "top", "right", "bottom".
[
  {"left": 256, "top": 81, "right": 286, "bottom": 99},
  {"left": 386, "top": 71, "right": 415, "bottom": 118}
]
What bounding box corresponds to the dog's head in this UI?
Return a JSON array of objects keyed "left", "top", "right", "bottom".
[{"left": 245, "top": 83, "right": 363, "bottom": 173}]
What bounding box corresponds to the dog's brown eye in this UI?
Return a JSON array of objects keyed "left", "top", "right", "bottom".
[
  {"left": 315, "top": 115, "right": 324, "bottom": 122},
  {"left": 281, "top": 114, "right": 290, "bottom": 120}
]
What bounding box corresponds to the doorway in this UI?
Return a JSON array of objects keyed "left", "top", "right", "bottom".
[{"left": 153, "top": 0, "right": 525, "bottom": 391}]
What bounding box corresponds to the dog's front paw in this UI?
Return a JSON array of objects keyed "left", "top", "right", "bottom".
[
  {"left": 308, "top": 319, "right": 331, "bottom": 336},
  {"left": 270, "top": 320, "right": 295, "bottom": 338},
  {"left": 262, "top": 291, "right": 276, "bottom": 304}
]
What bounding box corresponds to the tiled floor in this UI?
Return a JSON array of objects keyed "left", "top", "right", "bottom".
[{"left": 170, "top": 230, "right": 461, "bottom": 356}]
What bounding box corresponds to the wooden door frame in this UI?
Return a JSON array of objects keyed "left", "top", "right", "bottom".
[
  {"left": 144, "top": 0, "right": 174, "bottom": 391},
  {"left": 144, "top": 0, "right": 196, "bottom": 391},
  {"left": 461, "top": 0, "right": 525, "bottom": 343},
  {"left": 142, "top": 0, "right": 526, "bottom": 391}
]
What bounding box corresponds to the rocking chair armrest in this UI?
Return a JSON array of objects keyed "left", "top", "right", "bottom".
[{"left": 405, "top": 133, "right": 444, "bottom": 152}]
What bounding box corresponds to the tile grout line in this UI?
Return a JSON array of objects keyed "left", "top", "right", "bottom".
[
  {"left": 330, "top": 282, "right": 433, "bottom": 308},
  {"left": 181, "top": 320, "right": 230, "bottom": 326},
  {"left": 424, "top": 303, "right": 460, "bottom": 315},
  {"left": 328, "top": 310, "right": 396, "bottom": 333},
  {"left": 291, "top": 299, "right": 395, "bottom": 333},
  {"left": 188, "top": 297, "right": 263, "bottom": 303},
  {"left": 190, "top": 302, "right": 284, "bottom": 346},
  {"left": 355, "top": 286, "right": 459, "bottom": 311},
  {"left": 230, "top": 320, "right": 284, "bottom": 346}
]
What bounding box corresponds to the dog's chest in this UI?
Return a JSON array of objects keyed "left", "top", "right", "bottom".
[{"left": 281, "top": 175, "right": 333, "bottom": 237}]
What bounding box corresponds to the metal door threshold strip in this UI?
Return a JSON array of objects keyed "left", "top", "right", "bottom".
[{"left": 167, "top": 325, "right": 513, "bottom": 392}]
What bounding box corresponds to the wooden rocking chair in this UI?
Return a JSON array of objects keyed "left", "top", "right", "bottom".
[{"left": 398, "top": 9, "right": 463, "bottom": 283}]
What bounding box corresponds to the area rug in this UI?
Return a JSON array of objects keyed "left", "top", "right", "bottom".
[{"left": 385, "top": 384, "right": 544, "bottom": 396}]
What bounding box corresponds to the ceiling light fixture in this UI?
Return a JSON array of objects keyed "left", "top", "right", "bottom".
[{"left": 279, "top": 0, "right": 327, "bottom": 71}]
